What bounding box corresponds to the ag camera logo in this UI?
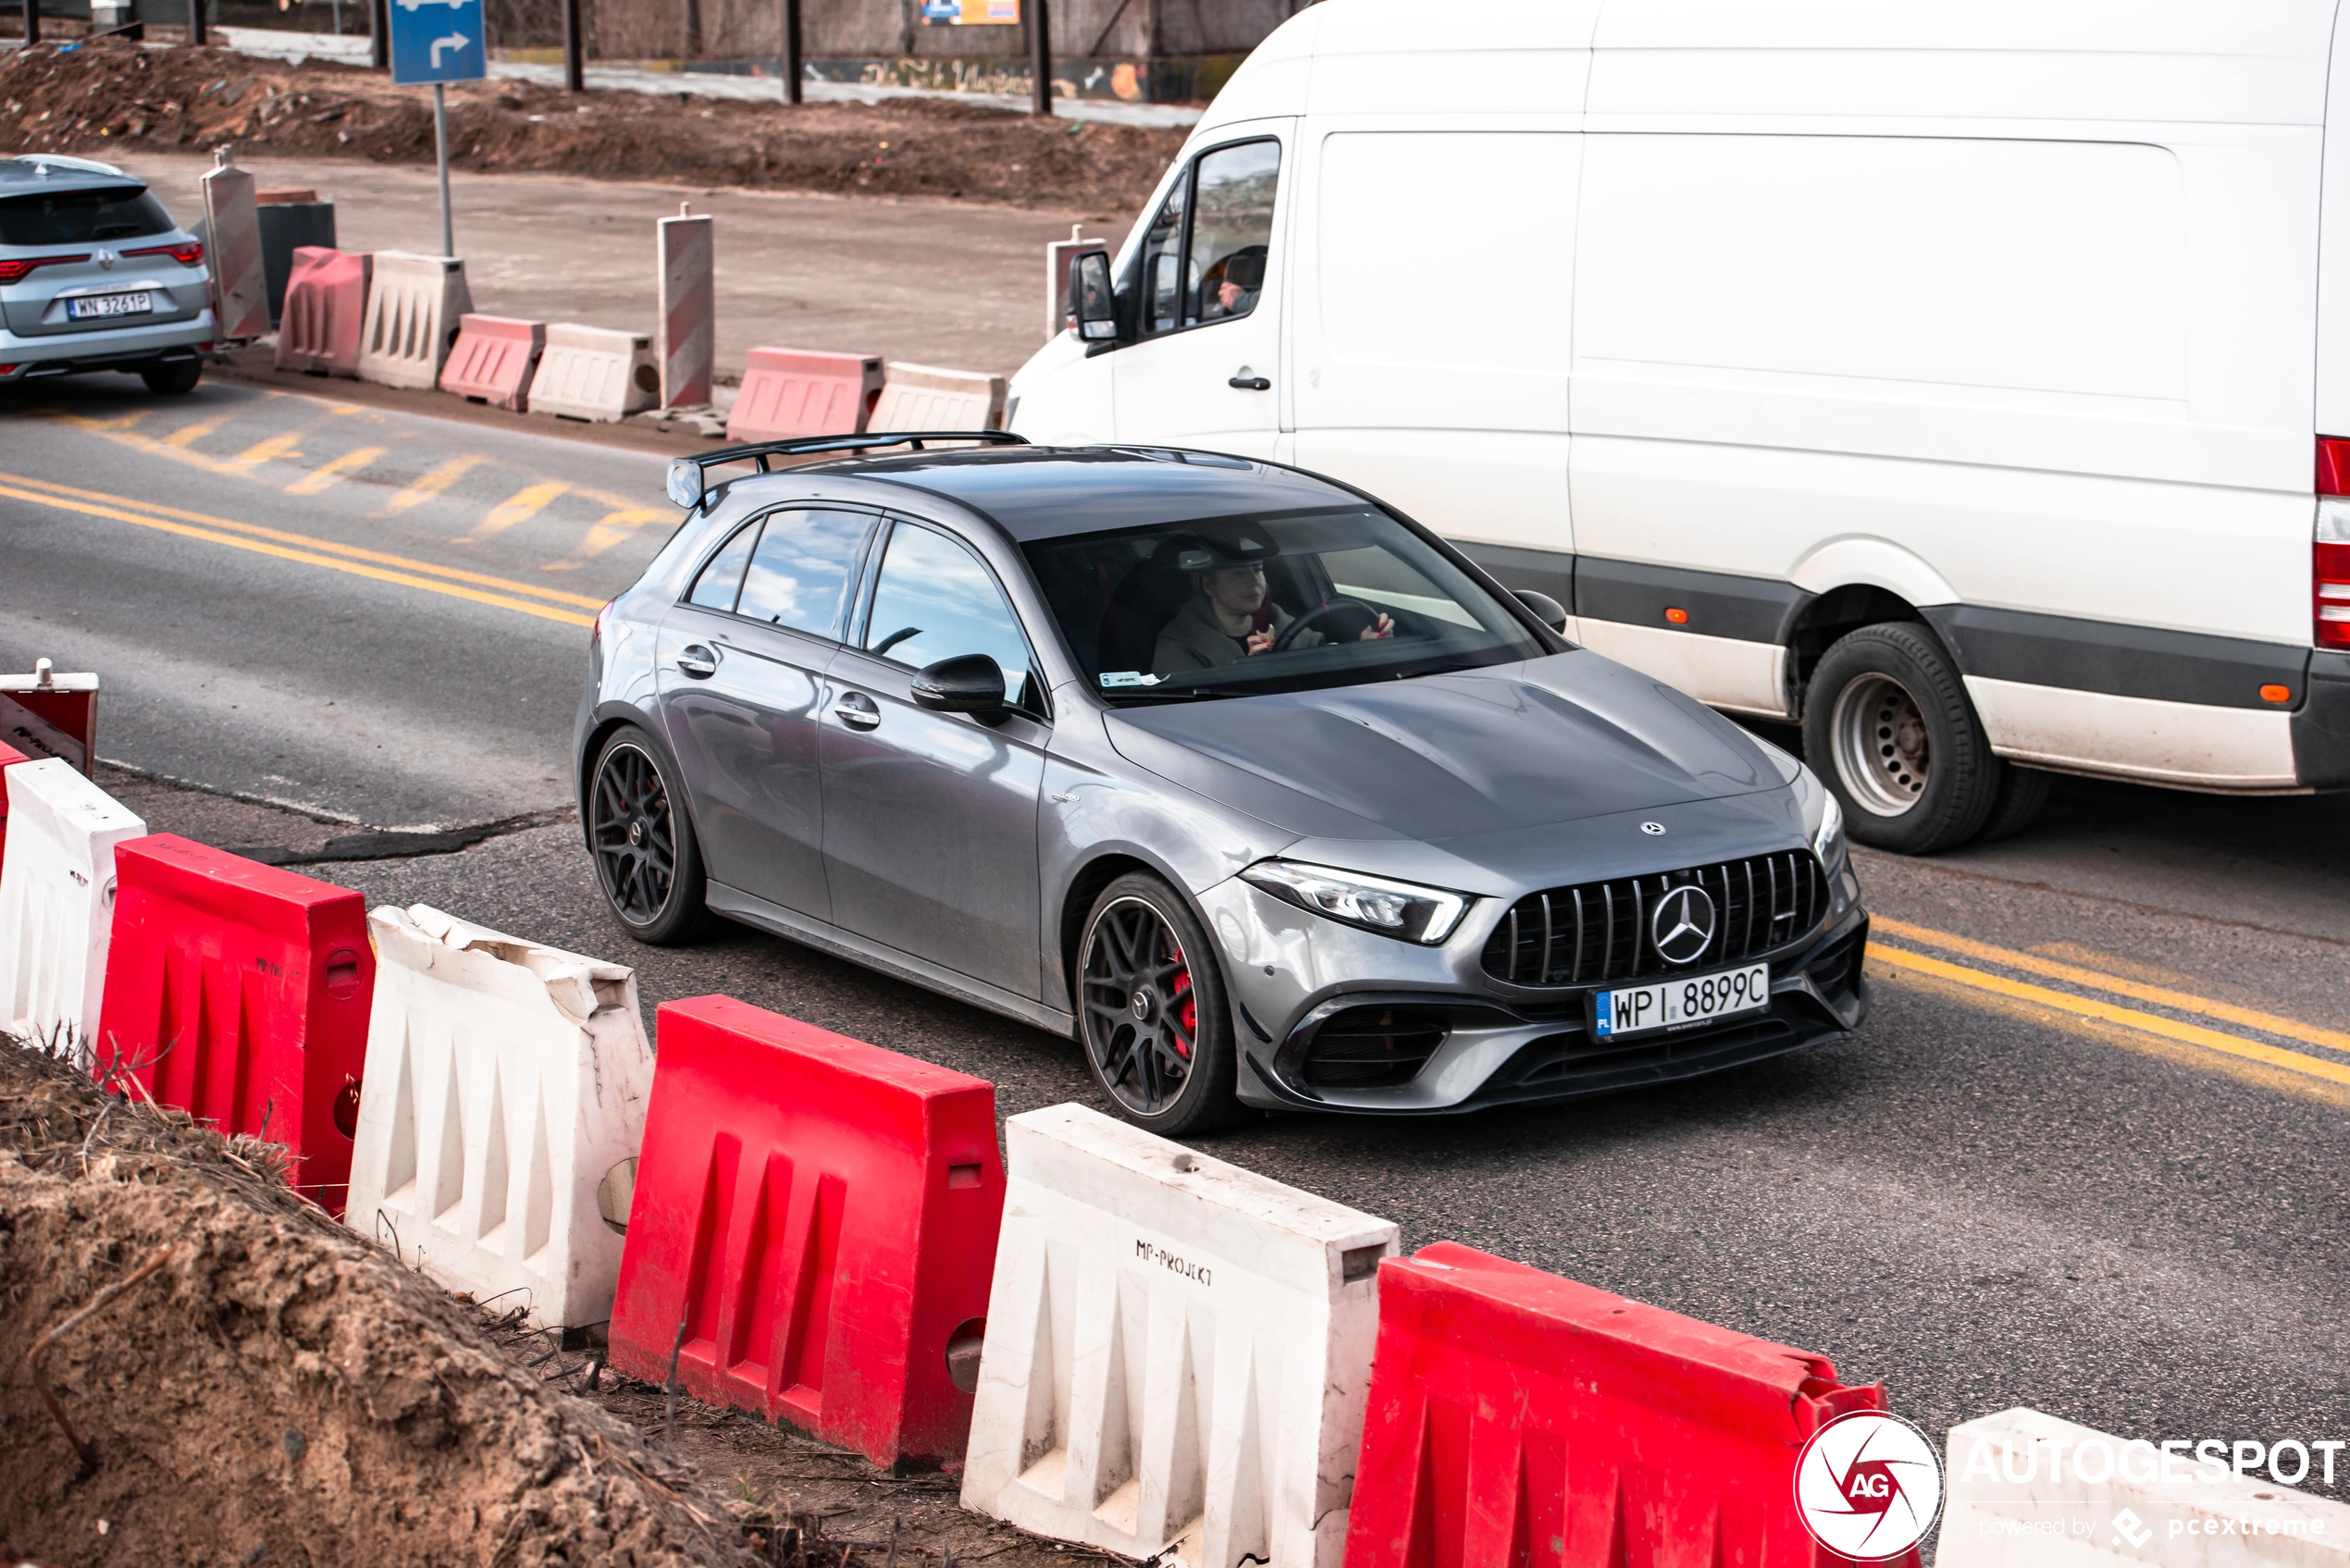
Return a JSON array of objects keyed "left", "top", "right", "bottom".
[{"left": 1794, "top": 1411, "right": 1944, "bottom": 1561}]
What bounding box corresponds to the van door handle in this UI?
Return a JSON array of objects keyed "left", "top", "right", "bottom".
[
  {"left": 675, "top": 644, "right": 719, "bottom": 679},
  {"left": 1228, "top": 375, "right": 1271, "bottom": 390},
  {"left": 832, "top": 691, "right": 882, "bottom": 731}
]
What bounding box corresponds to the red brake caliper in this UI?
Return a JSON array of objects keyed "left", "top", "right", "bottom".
[{"left": 1169, "top": 945, "right": 1195, "bottom": 1058}]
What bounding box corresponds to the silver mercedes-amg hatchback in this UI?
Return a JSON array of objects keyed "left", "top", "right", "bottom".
[{"left": 576, "top": 435, "right": 1868, "bottom": 1133}]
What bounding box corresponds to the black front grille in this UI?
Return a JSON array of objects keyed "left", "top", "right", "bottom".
[
  {"left": 1481, "top": 851, "right": 1828, "bottom": 988},
  {"left": 1299, "top": 1005, "right": 1450, "bottom": 1090}
]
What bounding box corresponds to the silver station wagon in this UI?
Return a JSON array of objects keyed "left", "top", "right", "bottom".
[
  {"left": 576, "top": 435, "right": 1870, "bottom": 1133},
  {"left": 0, "top": 154, "right": 212, "bottom": 392}
]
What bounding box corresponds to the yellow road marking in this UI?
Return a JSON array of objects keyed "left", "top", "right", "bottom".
[
  {"left": 159, "top": 412, "right": 236, "bottom": 449},
  {"left": 384, "top": 454, "right": 489, "bottom": 513},
  {"left": 0, "top": 481, "right": 594, "bottom": 627},
  {"left": 1873, "top": 916, "right": 2350, "bottom": 1056},
  {"left": 224, "top": 432, "right": 304, "bottom": 475},
  {"left": 1867, "top": 943, "right": 2350, "bottom": 1090},
  {"left": 464, "top": 481, "right": 570, "bottom": 542},
  {"left": 286, "top": 445, "right": 387, "bottom": 496},
  {"left": 1868, "top": 957, "right": 2350, "bottom": 1112},
  {"left": 0, "top": 469, "right": 605, "bottom": 614}
]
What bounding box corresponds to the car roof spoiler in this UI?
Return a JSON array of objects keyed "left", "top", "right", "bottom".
[{"left": 665, "top": 430, "right": 1031, "bottom": 509}]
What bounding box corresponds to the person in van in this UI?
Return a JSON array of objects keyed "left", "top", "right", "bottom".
[{"left": 1202, "top": 245, "right": 1267, "bottom": 321}]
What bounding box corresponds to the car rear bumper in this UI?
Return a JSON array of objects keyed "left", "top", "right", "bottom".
[{"left": 0, "top": 311, "right": 215, "bottom": 377}]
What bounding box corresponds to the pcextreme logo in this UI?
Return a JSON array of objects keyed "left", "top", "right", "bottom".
[{"left": 1794, "top": 1410, "right": 1947, "bottom": 1561}]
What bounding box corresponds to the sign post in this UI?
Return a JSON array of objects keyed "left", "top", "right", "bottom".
[{"left": 389, "top": 0, "right": 487, "bottom": 258}]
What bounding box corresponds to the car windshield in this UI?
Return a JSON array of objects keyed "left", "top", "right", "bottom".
[
  {"left": 0, "top": 186, "right": 175, "bottom": 246},
  {"left": 1023, "top": 504, "right": 1548, "bottom": 702}
]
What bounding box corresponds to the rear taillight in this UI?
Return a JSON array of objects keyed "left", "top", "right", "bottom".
[
  {"left": 0, "top": 253, "right": 91, "bottom": 283},
  {"left": 2318, "top": 438, "right": 2350, "bottom": 648},
  {"left": 123, "top": 241, "right": 204, "bottom": 266}
]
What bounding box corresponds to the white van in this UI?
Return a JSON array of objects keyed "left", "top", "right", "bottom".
[{"left": 1007, "top": 0, "right": 2350, "bottom": 853}]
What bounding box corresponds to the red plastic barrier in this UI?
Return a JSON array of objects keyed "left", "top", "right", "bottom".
[
  {"left": 94, "top": 835, "right": 375, "bottom": 1216},
  {"left": 439, "top": 313, "right": 546, "bottom": 412},
  {"left": 0, "top": 659, "right": 98, "bottom": 772},
  {"left": 275, "top": 247, "right": 372, "bottom": 376},
  {"left": 725, "top": 347, "right": 884, "bottom": 442},
  {"left": 609, "top": 995, "right": 1004, "bottom": 1469},
  {"left": 0, "top": 737, "right": 27, "bottom": 884},
  {"left": 1345, "top": 1242, "right": 1913, "bottom": 1568}
]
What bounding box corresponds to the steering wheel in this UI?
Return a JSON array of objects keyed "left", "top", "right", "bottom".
[{"left": 1271, "top": 596, "right": 1383, "bottom": 653}]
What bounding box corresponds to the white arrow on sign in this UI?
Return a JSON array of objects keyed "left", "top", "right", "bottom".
[
  {"left": 394, "top": 0, "right": 468, "bottom": 11},
  {"left": 429, "top": 31, "right": 470, "bottom": 65}
]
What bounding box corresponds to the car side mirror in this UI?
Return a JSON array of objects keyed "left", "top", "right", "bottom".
[
  {"left": 1070, "top": 250, "right": 1119, "bottom": 342},
  {"left": 665, "top": 457, "right": 704, "bottom": 510},
  {"left": 912, "top": 653, "right": 1008, "bottom": 718},
  {"left": 1513, "top": 588, "right": 1569, "bottom": 634}
]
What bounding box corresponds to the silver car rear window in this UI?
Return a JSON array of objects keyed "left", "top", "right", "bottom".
[{"left": 0, "top": 187, "right": 175, "bottom": 246}]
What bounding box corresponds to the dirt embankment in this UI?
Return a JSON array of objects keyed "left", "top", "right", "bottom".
[
  {"left": 0, "top": 1039, "right": 765, "bottom": 1568},
  {"left": 0, "top": 39, "right": 1186, "bottom": 208}
]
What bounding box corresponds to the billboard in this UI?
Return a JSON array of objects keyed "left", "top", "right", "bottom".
[{"left": 921, "top": 0, "right": 1019, "bottom": 22}]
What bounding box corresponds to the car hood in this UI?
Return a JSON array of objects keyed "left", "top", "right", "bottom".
[{"left": 1104, "top": 649, "right": 1787, "bottom": 844}]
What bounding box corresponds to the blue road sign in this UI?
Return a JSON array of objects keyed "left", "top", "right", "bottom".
[{"left": 390, "top": 0, "right": 487, "bottom": 86}]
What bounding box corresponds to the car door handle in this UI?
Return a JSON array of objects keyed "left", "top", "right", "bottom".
[
  {"left": 1228, "top": 375, "right": 1271, "bottom": 390},
  {"left": 832, "top": 691, "right": 882, "bottom": 730},
  {"left": 675, "top": 644, "right": 719, "bottom": 679}
]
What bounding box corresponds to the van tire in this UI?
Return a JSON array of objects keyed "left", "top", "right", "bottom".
[
  {"left": 1803, "top": 623, "right": 1999, "bottom": 855},
  {"left": 1976, "top": 761, "right": 2053, "bottom": 843}
]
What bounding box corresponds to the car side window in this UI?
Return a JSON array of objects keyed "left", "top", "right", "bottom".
[
  {"left": 734, "top": 509, "right": 873, "bottom": 639},
  {"left": 1186, "top": 140, "right": 1280, "bottom": 327},
  {"left": 686, "top": 520, "right": 761, "bottom": 611},
  {"left": 861, "top": 524, "right": 1035, "bottom": 710}
]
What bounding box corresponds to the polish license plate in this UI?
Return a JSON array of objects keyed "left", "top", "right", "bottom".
[
  {"left": 67, "top": 291, "right": 153, "bottom": 320},
  {"left": 1593, "top": 963, "right": 1770, "bottom": 1041}
]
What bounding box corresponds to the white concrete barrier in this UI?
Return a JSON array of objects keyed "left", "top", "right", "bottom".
[
  {"left": 201, "top": 148, "right": 270, "bottom": 342},
  {"left": 960, "top": 1103, "right": 1397, "bottom": 1568},
  {"left": 355, "top": 252, "right": 474, "bottom": 391},
  {"left": 0, "top": 759, "right": 145, "bottom": 1055},
  {"left": 1938, "top": 1408, "right": 2350, "bottom": 1568},
  {"left": 531, "top": 323, "right": 660, "bottom": 423},
  {"left": 869, "top": 362, "right": 1008, "bottom": 433},
  {"left": 345, "top": 905, "right": 655, "bottom": 1329}
]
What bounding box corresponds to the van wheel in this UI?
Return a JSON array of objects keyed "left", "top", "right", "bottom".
[
  {"left": 1976, "top": 762, "right": 2052, "bottom": 843},
  {"left": 1803, "top": 623, "right": 1998, "bottom": 855},
  {"left": 141, "top": 359, "right": 202, "bottom": 394}
]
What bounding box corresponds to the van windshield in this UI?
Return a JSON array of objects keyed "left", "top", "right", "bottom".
[
  {"left": 0, "top": 186, "right": 175, "bottom": 246},
  {"left": 1022, "top": 505, "right": 1549, "bottom": 702}
]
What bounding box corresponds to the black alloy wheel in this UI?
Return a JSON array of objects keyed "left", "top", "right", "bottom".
[
  {"left": 1077, "top": 873, "right": 1240, "bottom": 1136},
  {"left": 589, "top": 727, "right": 707, "bottom": 945}
]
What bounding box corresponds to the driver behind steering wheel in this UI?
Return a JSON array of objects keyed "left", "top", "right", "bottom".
[{"left": 1151, "top": 544, "right": 1392, "bottom": 676}]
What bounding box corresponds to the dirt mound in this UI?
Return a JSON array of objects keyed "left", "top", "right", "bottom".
[
  {"left": 0, "top": 1039, "right": 762, "bottom": 1568},
  {"left": 0, "top": 39, "right": 1185, "bottom": 208}
]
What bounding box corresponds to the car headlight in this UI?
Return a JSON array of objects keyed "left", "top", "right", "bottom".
[
  {"left": 1802, "top": 770, "right": 1848, "bottom": 869},
  {"left": 1238, "top": 859, "right": 1471, "bottom": 945}
]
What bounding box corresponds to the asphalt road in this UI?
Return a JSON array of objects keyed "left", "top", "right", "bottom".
[{"left": 6, "top": 377, "right": 2346, "bottom": 1510}]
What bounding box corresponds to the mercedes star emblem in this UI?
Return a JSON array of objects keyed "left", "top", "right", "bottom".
[
  {"left": 1640, "top": 821, "right": 1666, "bottom": 835},
  {"left": 1651, "top": 883, "right": 1717, "bottom": 967}
]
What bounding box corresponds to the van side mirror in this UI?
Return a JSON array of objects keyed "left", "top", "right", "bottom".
[
  {"left": 1070, "top": 250, "right": 1119, "bottom": 342},
  {"left": 912, "top": 653, "right": 1008, "bottom": 718},
  {"left": 1513, "top": 588, "right": 1569, "bottom": 634}
]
